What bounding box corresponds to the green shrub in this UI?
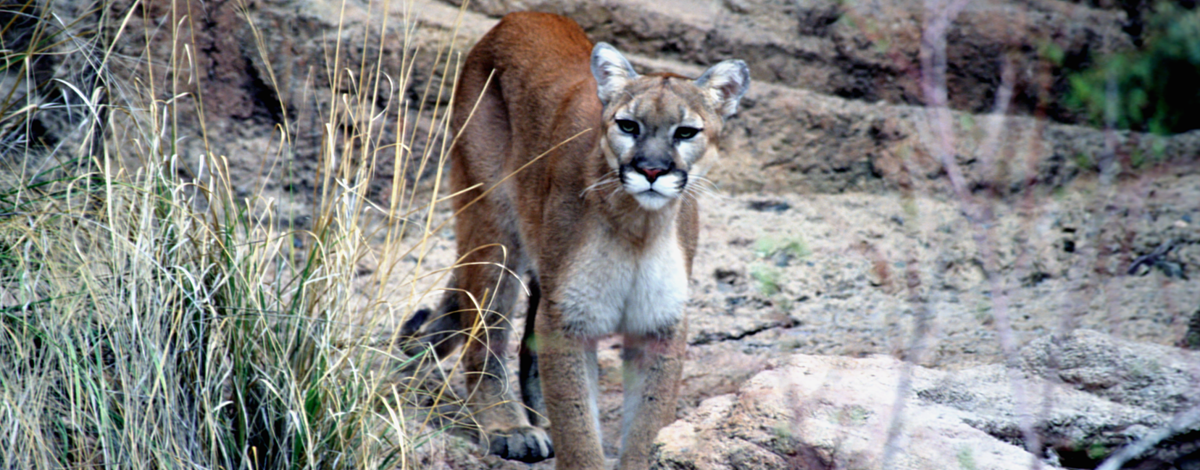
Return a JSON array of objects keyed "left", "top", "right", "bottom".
[{"left": 1067, "top": 3, "right": 1200, "bottom": 134}]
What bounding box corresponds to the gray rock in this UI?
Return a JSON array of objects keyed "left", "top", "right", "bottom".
[
  {"left": 655, "top": 332, "right": 1199, "bottom": 470},
  {"left": 914, "top": 363, "right": 1166, "bottom": 456},
  {"left": 654, "top": 354, "right": 1043, "bottom": 470},
  {"left": 1020, "top": 329, "right": 1200, "bottom": 414}
]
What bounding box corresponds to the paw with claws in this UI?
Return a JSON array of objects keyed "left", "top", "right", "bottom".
[{"left": 486, "top": 426, "right": 554, "bottom": 463}]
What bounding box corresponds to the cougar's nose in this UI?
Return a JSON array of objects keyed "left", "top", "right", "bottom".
[
  {"left": 641, "top": 167, "right": 665, "bottom": 181},
  {"left": 633, "top": 156, "right": 673, "bottom": 183}
]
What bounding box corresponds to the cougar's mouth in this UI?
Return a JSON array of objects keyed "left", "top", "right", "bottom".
[{"left": 619, "top": 164, "right": 687, "bottom": 210}]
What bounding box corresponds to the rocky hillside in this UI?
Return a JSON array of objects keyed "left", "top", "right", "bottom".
[
  {"left": 21, "top": 0, "right": 1200, "bottom": 468},
  {"left": 63, "top": 0, "right": 1200, "bottom": 202}
]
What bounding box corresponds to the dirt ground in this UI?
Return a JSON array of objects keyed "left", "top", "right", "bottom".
[{"left": 364, "top": 166, "right": 1199, "bottom": 468}]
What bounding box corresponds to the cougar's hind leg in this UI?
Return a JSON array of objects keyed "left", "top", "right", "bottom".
[{"left": 518, "top": 275, "right": 549, "bottom": 428}]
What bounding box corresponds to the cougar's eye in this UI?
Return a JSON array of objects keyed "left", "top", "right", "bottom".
[
  {"left": 673, "top": 126, "right": 700, "bottom": 140},
  {"left": 616, "top": 119, "right": 640, "bottom": 136}
]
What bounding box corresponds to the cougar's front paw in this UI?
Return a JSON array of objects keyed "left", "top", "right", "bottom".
[{"left": 487, "top": 426, "right": 554, "bottom": 463}]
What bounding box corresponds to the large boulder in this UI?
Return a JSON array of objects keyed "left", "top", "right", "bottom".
[
  {"left": 654, "top": 355, "right": 1043, "bottom": 470},
  {"left": 1020, "top": 329, "right": 1200, "bottom": 414},
  {"left": 653, "top": 331, "right": 1199, "bottom": 469}
]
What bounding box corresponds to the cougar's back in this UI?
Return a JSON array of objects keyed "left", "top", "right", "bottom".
[{"left": 450, "top": 12, "right": 600, "bottom": 201}]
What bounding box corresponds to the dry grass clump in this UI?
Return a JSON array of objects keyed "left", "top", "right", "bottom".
[{"left": 0, "top": 1, "right": 468, "bottom": 468}]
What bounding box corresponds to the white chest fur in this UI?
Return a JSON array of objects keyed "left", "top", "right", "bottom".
[{"left": 556, "top": 226, "right": 688, "bottom": 338}]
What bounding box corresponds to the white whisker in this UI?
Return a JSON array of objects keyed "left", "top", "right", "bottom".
[
  {"left": 605, "top": 184, "right": 625, "bottom": 203},
  {"left": 578, "top": 170, "right": 619, "bottom": 196},
  {"left": 581, "top": 177, "right": 619, "bottom": 197},
  {"left": 693, "top": 175, "right": 721, "bottom": 190},
  {"left": 684, "top": 176, "right": 726, "bottom": 200}
]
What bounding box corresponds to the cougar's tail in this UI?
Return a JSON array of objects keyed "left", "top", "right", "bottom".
[{"left": 400, "top": 286, "right": 465, "bottom": 358}]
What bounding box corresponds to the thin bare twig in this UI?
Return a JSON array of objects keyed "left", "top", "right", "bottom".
[
  {"left": 1096, "top": 405, "right": 1200, "bottom": 470},
  {"left": 884, "top": 1, "right": 1044, "bottom": 468}
]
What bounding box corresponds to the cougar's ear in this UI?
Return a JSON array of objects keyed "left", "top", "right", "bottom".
[
  {"left": 591, "top": 42, "right": 639, "bottom": 105},
  {"left": 695, "top": 60, "right": 751, "bottom": 119}
]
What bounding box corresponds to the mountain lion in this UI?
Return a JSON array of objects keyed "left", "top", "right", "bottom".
[{"left": 402, "top": 12, "right": 749, "bottom": 469}]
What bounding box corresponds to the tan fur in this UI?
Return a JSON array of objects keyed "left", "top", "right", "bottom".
[{"left": 411, "top": 12, "right": 749, "bottom": 469}]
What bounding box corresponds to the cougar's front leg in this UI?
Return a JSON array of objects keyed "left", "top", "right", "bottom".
[
  {"left": 618, "top": 324, "right": 686, "bottom": 469},
  {"left": 537, "top": 301, "right": 605, "bottom": 470},
  {"left": 459, "top": 258, "right": 553, "bottom": 463}
]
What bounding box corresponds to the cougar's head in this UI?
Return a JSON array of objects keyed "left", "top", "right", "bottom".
[{"left": 591, "top": 43, "right": 750, "bottom": 211}]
